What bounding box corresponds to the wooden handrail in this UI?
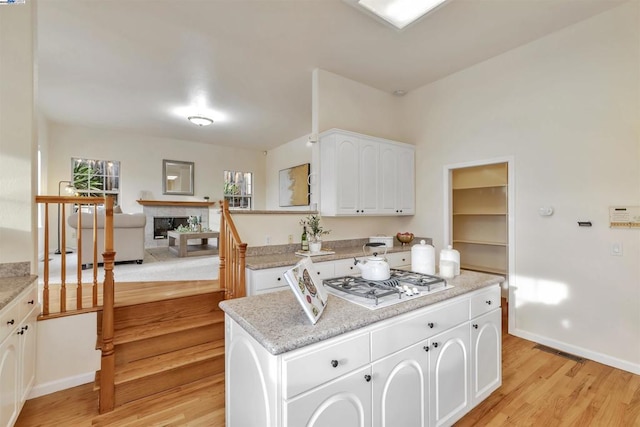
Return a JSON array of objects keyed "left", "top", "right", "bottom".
[{"left": 219, "top": 199, "right": 247, "bottom": 299}]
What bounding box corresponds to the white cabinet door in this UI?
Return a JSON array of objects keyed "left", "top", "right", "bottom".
[
  {"left": 18, "top": 312, "right": 37, "bottom": 402},
  {"left": 0, "top": 333, "right": 19, "bottom": 427},
  {"left": 379, "top": 143, "right": 414, "bottom": 215},
  {"left": 285, "top": 365, "right": 372, "bottom": 427},
  {"left": 470, "top": 309, "right": 501, "bottom": 405},
  {"left": 358, "top": 140, "right": 379, "bottom": 214},
  {"left": 396, "top": 146, "right": 415, "bottom": 215},
  {"left": 372, "top": 343, "right": 428, "bottom": 427},
  {"left": 428, "top": 323, "right": 471, "bottom": 427},
  {"left": 335, "top": 135, "right": 360, "bottom": 215},
  {"left": 378, "top": 143, "right": 398, "bottom": 215}
]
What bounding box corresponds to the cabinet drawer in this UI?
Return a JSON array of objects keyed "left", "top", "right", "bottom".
[
  {"left": 283, "top": 332, "right": 370, "bottom": 399},
  {"left": 470, "top": 286, "right": 501, "bottom": 319},
  {"left": 371, "top": 298, "right": 469, "bottom": 360},
  {"left": 0, "top": 300, "right": 19, "bottom": 344},
  {"left": 311, "top": 261, "right": 335, "bottom": 281},
  {"left": 18, "top": 285, "right": 38, "bottom": 321},
  {"left": 386, "top": 252, "right": 411, "bottom": 268},
  {"left": 333, "top": 258, "right": 361, "bottom": 277},
  {"left": 248, "top": 267, "right": 290, "bottom": 294}
]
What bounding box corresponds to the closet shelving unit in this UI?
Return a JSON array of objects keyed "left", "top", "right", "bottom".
[{"left": 452, "top": 163, "right": 508, "bottom": 275}]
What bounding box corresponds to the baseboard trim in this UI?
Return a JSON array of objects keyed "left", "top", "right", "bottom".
[
  {"left": 28, "top": 372, "right": 95, "bottom": 399},
  {"left": 511, "top": 328, "right": 640, "bottom": 375}
]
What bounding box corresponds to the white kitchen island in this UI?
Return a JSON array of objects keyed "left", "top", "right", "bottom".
[{"left": 219, "top": 270, "right": 504, "bottom": 427}]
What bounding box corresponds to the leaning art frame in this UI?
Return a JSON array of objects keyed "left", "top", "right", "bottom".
[{"left": 279, "top": 163, "right": 310, "bottom": 207}]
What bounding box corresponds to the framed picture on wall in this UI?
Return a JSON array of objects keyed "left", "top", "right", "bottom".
[{"left": 279, "top": 163, "right": 310, "bottom": 207}]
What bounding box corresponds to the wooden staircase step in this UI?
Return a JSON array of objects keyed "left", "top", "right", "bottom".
[
  {"left": 112, "top": 340, "right": 225, "bottom": 406},
  {"left": 113, "top": 310, "right": 224, "bottom": 346},
  {"left": 113, "top": 316, "right": 225, "bottom": 364},
  {"left": 112, "top": 292, "right": 224, "bottom": 330},
  {"left": 114, "top": 280, "right": 223, "bottom": 307}
]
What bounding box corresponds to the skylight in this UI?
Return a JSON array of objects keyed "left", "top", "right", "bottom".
[{"left": 350, "top": 0, "right": 448, "bottom": 30}]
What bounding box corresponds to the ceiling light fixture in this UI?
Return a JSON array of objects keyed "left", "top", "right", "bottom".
[
  {"left": 187, "top": 115, "right": 214, "bottom": 126},
  {"left": 348, "top": 0, "right": 448, "bottom": 30}
]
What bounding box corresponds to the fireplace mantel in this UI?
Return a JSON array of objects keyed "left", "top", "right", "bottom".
[{"left": 137, "top": 200, "right": 216, "bottom": 208}]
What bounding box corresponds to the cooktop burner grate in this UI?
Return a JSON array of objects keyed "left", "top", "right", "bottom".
[{"left": 323, "top": 269, "right": 447, "bottom": 306}]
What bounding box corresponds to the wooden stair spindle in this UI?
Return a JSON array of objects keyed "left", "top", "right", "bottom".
[
  {"left": 43, "top": 202, "right": 50, "bottom": 316},
  {"left": 99, "top": 196, "right": 116, "bottom": 414}
]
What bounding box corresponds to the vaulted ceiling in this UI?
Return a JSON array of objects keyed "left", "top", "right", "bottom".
[{"left": 37, "top": 0, "right": 626, "bottom": 150}]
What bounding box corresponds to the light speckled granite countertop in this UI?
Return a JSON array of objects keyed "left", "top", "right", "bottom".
[
  {"left": 246, "top": 240, "right": 427, "bottom": 270},
  {"left": 0, "top": 275, "right": 37, "bottom": 311},
  {"left": 220, "top": 270, "right": 503, "bottom": 355}
]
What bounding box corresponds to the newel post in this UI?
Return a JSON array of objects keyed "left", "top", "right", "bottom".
[{"left": 99, "top": 196, "right": 116, "bottom": 413}]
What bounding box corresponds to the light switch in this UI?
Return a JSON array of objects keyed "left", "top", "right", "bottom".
[
  {"left": 611, "top": 242, "right": 623, "bottom": 256},
  {"left": 538, "top": 206, "right": 554, "bottom": 216}
]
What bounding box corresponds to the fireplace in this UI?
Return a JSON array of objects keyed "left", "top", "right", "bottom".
[{"left": 153, "top": 216, "right": 189, "bottom": 240}]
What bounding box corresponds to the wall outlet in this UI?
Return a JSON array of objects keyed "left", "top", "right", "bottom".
[
  {"left": 265, "top": 236, "right": 271, "bottom": 245},
  {"left": 288, "top": 234, "right": 293, "bottom": 244}
]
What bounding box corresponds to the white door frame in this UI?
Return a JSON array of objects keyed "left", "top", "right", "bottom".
[{"left": 443, "top": 156, "right": 515, "bottom": 331}]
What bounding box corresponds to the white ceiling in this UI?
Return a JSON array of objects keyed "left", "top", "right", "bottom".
[{"left": 37, "top": 0, "right": 626, "bottom": 151}]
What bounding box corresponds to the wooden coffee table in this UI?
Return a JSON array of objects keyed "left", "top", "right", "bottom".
[{"left": 167, "top": 230, "right": 219, "bottom": 258}]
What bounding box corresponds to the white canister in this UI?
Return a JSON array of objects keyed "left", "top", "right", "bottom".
[
  {"left": 439, "top": 260, "right": 456, "bottom": 279},
  {"left": 411, "top": 240, "right": 435, "bottom": 275},
  {"left": 439, "top": 245, "right": 460, "bottom": 276}
]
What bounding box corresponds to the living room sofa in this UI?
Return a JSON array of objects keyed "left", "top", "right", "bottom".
[{"left": 68, "top": 210, "right": 147, "bottom": 268}]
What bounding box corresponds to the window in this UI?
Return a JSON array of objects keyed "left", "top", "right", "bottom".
[
  {"left": 72, "top": 158, "right": 120, "bottom": 204},
  {"left": 224, "top": 170, "right": 252, "bottom": 209}
]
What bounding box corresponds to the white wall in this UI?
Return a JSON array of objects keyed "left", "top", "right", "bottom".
[
  {"left": 46, "top": 123, "right": 267, "bottom": 214},
  {"left": 234, "top": 213, "right": 413, "bottom": 247},
  {"left": 265, "top": 134, "right": 313, "bottom": 211},
  {"left": 401, "top": 2, "right": 640, "bottom": 372},
  {"left": 313, "top": 68, "right": 403, "bottom": 141},
  {"left": 31, "top": 313, "right": 100, "bottom": 398},
  {"left": 0, "top": 2, "right": 37, "bottom": 269}
]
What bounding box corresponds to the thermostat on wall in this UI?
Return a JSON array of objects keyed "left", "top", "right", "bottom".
[{"left": 609, "top": 206, "right": 640, "bottom": 229}]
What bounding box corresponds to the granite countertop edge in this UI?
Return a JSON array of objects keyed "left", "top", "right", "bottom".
[
  {"left": 246, "top": 244, "right": 419, "bottom": 270},
  {"left": 0, "top": 275, "right": 38, "bottom": 311},
  {"left": 220, "top": 270, "right": 504, "bottom": 355}
]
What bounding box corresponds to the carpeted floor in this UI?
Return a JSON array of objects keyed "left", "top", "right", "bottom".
[{"left": 39, "top": 247, "right": 219, "bottom": 284}]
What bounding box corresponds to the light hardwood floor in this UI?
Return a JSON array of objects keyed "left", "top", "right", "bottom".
[{"left": 17, "top": 301, "right": 640, "bottom": 426}]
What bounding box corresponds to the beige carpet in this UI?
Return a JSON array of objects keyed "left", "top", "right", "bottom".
[{"left": 39, "top": 248, "right": 219, "bottom": 284}]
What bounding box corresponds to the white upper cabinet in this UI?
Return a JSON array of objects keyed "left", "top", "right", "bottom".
[{"left": 319, "top": 129, "right": 415, "bottom": 216}]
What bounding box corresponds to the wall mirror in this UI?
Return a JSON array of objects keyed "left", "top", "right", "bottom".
[{"left": 162, "top": 159, "right": 194, "bottom": 195}]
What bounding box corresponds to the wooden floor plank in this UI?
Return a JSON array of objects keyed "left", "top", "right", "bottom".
[{"left": 17, "top": 300, "right": 640, "bottom": 426}]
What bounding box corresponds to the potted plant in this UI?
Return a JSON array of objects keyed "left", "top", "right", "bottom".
[{"left": 300, "top": 214, "right": 330, "bottom": 253}]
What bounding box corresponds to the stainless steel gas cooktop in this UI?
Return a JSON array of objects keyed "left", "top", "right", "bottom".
[{"left": 323, "top": 269, "right": 453, "bottom": 310}]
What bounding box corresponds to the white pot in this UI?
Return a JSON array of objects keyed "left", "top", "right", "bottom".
[{"left": 309, "top": 241, "right": 322, "bottom": 253}]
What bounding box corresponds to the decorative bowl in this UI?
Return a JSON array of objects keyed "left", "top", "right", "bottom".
[{"left": 396, "top": 232, "right": 414, "bottom": 245}]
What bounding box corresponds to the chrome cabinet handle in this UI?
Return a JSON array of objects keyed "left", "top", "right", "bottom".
[
  {"left": 486, "top": 300, "right": 492, "bottom": 305},
  {"left": 433, "top": 342, "right": 439, "bottom": 348},
  {"left": 472, "top": 324, "right": 478, "bottom": 329},
  {"left": 427, "top": 322, "right": 434, "bottom": 329},
  {"left": 364, "top": 374, "right": 372, "bottom": 382},
  {"left": 423, "top": 345, "right": 429, "bottom": 352},
  {"left": 331, "top": 360, "right": 339, "bottom": 368},
  {"left": 7, "top": 319, "right": 14, "bottom": 326}
]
